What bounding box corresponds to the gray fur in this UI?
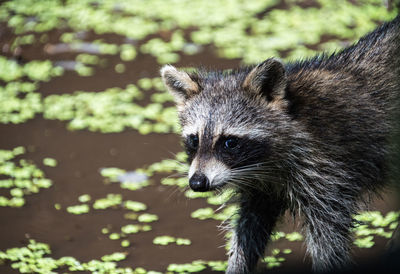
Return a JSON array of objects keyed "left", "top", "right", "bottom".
[{"left": 161, "top": 15, "right": 400, "bottom": 273}]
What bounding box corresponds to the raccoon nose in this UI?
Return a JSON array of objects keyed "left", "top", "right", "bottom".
[{"left": 189, "top": 172, "right": 210, "bottom": 192}]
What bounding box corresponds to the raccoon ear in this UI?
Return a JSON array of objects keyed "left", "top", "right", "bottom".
[
  {"left": 161, "top": 65, "right": 200, "bottom": 105},
  {"left": 243, "top": 58, "right": 287, "bottom": 101}
]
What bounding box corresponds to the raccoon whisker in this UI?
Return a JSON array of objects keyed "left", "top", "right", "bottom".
[
  {"left": 236, "top": 162, "right": 281, "bottom": 169},
  {"left": 229, "top": 171, "right": 283, "bottom": 183},
  {"left": 166, "top": 150, "right": 179, "bottom": 158},
  {"left": 231, "top": 163, "right": 281, "bottom": 173},
  {"left": 233, "top": 169, "right": 282, "bottom": 175},
  {"left": 231, "top": 169, "right": 279, "bottom": 178},
  {"left": 225, "top": 179, "right": 254, "bottom": 194},
  {"left": 230, "top": 164, "right": 278, "bottom": 172},
  {"left": 231, "top": 167, "right": 283, "bottom": 178},
  {"left": 168, "top": 158, "right": 188, "bottom": 166},
  {"left": 227, "top": 178, "right": 264, "bottom": 192},
  {"left": 230, "top": 170, "right": 280, "bottom": 178},
  {"left": 168, "top": 160, "right": 189, "bottom": 172},
  {"left": 165, "top": 150, "right": 188, "bottom": 163},
  {"left": 231, "top": 181, "right": 271, "bottom": 195},
  {"left": 228, "top": 174, "right": 283, "bottom": 194},
  {"left": 173, "top": 185, "right": 192, "bottom": 204},
  {"left": 165, "top": 185, "right": 185, "bottom": 201},
  {"left": 165, "top": 172, "right": 188, "bottom": 179},
  {"left": 231, "top": 160, "right": 279, "bottom": 169},
  {"left": 214, "top": 187, "right": 227, "bottom": 199},
  {"left": 232, "top": 161, "right": 275, "bottom": 171}
]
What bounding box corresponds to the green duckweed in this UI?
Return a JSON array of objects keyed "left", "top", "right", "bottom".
[
  {"left": 0, "top": 239, "right": 140, "bottom": 273},
  {"left": 121, "top": 240, "right": 130, "bottom": 247},
  {"left": 121, "top": 224, "right": 141, "bottom": 234},
  {"left": 153, "top": 236, "right": 191, "bottom": 246},
  {"left": 0, "top": 146, "right": 53, "bottom": 207},
  {"left": 153, "top": 236, "right": 176, "bottom": 246},
  {"left": 285, "top": 232, "right": 304, "bottom": 242},
  {"left": 93, "top": 194, "right": 122, "bottom": 210},
  {"left": 124, "top": 200, "right": 147, "bottom": 212},
  {"left": 66, "top": 204, "right": 90, "bottom": 215},
  {"left": 78, "top": 194, "right": 91, "bottom": 203},
  {"left": 101, "top": 252, "right": 127, "bottom": 262},
  {"left": 138, "top": 213, "right": 158, "bottom": 223},
  {"left": 109, "top": 233, "right": 121, "bottom": 240},
  {"left": 43, "top": 158, "right": 57, "bottom": 167},
  {"left": 167, "top": 261, "right": 207, "bottom": 273}
]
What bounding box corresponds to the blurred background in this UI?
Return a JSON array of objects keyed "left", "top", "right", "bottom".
[{"left": 0, "top": 0, "right": 399, "bottom": 273}]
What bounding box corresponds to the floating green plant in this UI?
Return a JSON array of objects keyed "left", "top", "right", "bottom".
[
  {"left": 75, "top": 63, "right": 93, "bottom": 76},
  {"left": 66, "top": 204, "right": 90, "bottom": 215},
  {"left": 10, "top": 34, "right": 35, "bottom": 49},
  {"left": 124, "top": 200, "right": 147, "bottom": 212},
  {"left": 0, "top": 82, "right": 41, "bottom": 124},
  {"left": 76, "top": 54, "right": 100, "bottom": 65},
  {"left": 43, "top": 84, "right": 179, "bottom": 134},
  {"left": 124, "top": 213, "right": 138, "bottom": 220},
  {"left": 121, "top": 224, "right": 141, "bottom": 234},
  {"left": 100, "top": 167, "right": 126, "bottom": 182},
  {"left": 283, "top": 249, "right": 292, "bottom": 254},
  {"left": 167, "top": 260, "right": 227, "bottom": 272},
  {"left": 120, "top": 44, "right": 137, "bottom": 61},
  {"left": 101, "top": 252, "right": 127, "bottom": 262},
  {"left": 190, "top": 207, "right": 215, "bottom": 220},
  {"left": 93, "top": 194, "right": 122, "bottom": 210},
  {"left": 43, "top": 158, "right": 57, "bottom": 167},
  {"left": 0, "top": 0, "right": 392, "bottom": 68},
  {"left": 109, "top": 233, "right": 121, "bottom": 240},
  {"left": 176, "top": 238, "right": 191, "bottom": 246},
  {"left": 115, "top": 63, "right": 125, "bottom": 73},
  {"left": 354, "top": 236, "right": 375, "bottom": 248},
  {"left": 262, "top": 249, "right": 288, "bottom": 269},
  {"left": 121, "top": 224, "right": 151, "bottom": 234},
  {"left": 285, "top": 232, "right": 304, "bottom": 242},
  {"left": 0, "top": 146, "right": 53, "bottom": 207},
  {"left": 78, "top": 194, "right": 91, "bottom": 203},
  {"left": 153, "top": 236, "right": 191, "bottom": 246},
  {"left": 264, "top": 256, "right": 283, "bottom": 269},
  {"left": 354, "top": 211, "right": 400, "bottom": 227},
  {"left": 184, "top": 189, "right": 214, "bottom": 199},
  {"left": 207, "top": 261, "right": 228, "bottom": 271},
  {"left": 167, "top": 261, "right": 207, "bottom": 273},
  {"left": 161, "top": 177, "right": 188, "bottom": 188},
  {"left": 271, "top": 231, "right": 286, "bottom": 241},
  {"left": 138, "top": 213, "right": 158, "bottom": 223},
  {"left": 190, "top": 205, "right": 237, "bottom": 221},
  {"left": 121, "top": 240, "right": 130, "bottom": 248},
  {"left": 0, "top": 239, "right": 154, "bottom": 273},
  {"left": 0, "top": 56, "right": 63, "bottom": 82},
  {"left": 153, "top": 236, "right": 176, "bottom": 246},
  {"left": 351, "top": 211, "right": 399, "bottom": 248}
]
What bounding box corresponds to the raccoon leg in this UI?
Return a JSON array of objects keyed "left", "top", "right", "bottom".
[
  {"left": 303, "top": 202, "right": 355, "bottom": 272},
  {"left": 226, "top": 193, "right": 285, "bottom": 273}
]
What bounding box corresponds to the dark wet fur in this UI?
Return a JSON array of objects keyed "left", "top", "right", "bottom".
[{"left": 163, "top": 15, "right": 400, "bottom": 273}]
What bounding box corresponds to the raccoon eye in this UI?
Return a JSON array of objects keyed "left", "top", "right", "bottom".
[
  {"left": 224, "top": 137, "right": 239, "bottom": 149},
  {"left": 188, "top": 134, "right": 199, "bottom": 149}
]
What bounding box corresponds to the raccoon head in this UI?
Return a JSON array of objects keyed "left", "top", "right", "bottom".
[{"left": 161, "top": 58, "right": 288, "bottom": 192}]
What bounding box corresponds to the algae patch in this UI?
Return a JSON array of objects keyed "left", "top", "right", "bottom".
[{"left": 0, "top": 146, "right": 54, "bottom": 207}]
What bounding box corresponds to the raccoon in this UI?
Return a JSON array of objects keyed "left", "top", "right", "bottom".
[{"left": 161, "top": 15, "right": 400, "bottom": 273}]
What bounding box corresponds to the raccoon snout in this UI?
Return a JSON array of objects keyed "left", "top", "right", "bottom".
[{"left": 189, "top": 172, "right": 210, "bottom": 192}]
